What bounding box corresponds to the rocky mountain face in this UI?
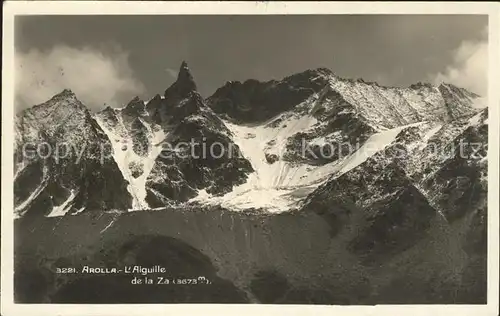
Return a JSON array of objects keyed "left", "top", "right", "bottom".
[
  {"left": 144, "top": 62, "right": 253, "bottom": 207},
  {"left": 14, "top": 90, "right": 132, "bottom": 217},
  {"left": 82, "top": 61, "right": 253, "bottom": 211},
  {"left": 13, "top": 62, "right": 488, "bottom": 304}
]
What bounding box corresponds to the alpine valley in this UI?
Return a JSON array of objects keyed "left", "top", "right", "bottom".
[{"left": 14, "top": 62, "right": 488, "bottom": 304}]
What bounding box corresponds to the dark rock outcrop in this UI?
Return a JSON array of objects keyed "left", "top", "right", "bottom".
[
  {"left": 145, "top": 62, "right": 254, "bottom": 205},
  {"left": 207, "top": 68, "right": 332, "bottom": 123}
]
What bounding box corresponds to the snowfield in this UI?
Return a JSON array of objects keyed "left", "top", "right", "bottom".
[
  {"left": 190, "top": 111, "right": 424, "bottom": 212},
  {"left": 95, "top": 112, "right": 166, "bottom": 211}
]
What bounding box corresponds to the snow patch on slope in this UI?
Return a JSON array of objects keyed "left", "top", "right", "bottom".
[
  {"left": 190, "top": 113, "right": 334, "bottom": 212},
  {"left": 467, "top": 110, "right": 485, "bottom": 127},
  {"left": 192, "top": 109, "right": 423, "bottom": 212},
  {"left": 94, "top": 115, "right": 166, "bottom": 210},
  {"left": 14, "top": 165, "right": 50, "bottom": 218},
  {"left": 418, "top": 124, "right": 443, "bottom": 150},
  {"left": 332, "top": 123, "right": 422, "bottom": 178},
  {"left": 47, "top": 189, "right": 76, "bottom": 217},
  {"left": 227, "top": 114, "right": 320, "bottom": 188}
]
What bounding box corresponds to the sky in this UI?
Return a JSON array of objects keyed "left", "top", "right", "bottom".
[{"left": 15, "top": 15, "right": 488, "bottom": 111}]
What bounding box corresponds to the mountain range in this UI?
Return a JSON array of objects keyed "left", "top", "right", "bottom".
[{"left": 14, "top": 62, "right": 488, "bottom": 304}]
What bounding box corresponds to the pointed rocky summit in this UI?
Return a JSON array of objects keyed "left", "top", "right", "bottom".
[
  {"left": 122, "top": 96, "right": 147, "bottom": 118},
  {"left": 164, "top": 61, "right": 197, "bottom": 99}
]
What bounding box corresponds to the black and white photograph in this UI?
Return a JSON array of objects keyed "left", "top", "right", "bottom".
[{"left": 2, "top": 2, "right": 499, "bottom": 315}]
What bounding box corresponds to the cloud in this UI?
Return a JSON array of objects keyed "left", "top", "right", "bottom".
[
  {"left": 15, "top": 45, "right": 145, "bottom": 111},
  {"left": 429, "top": 27, "right": 488, "bottom": 96}
]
